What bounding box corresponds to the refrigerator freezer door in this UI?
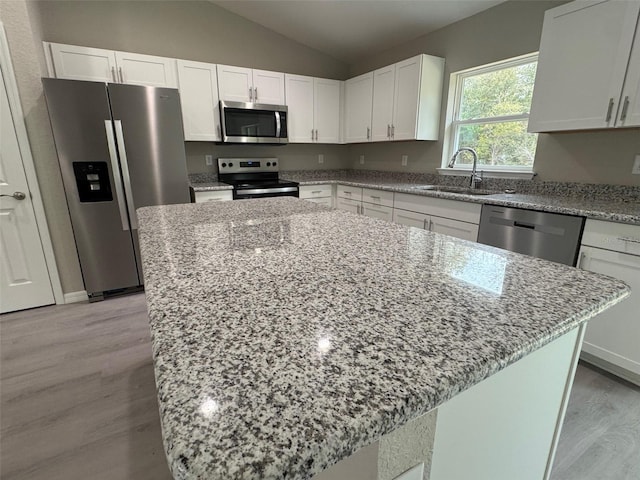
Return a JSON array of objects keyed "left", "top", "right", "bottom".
[
  {"left": 42, "top": 78, "right": 141, "bottom": 295},
  {"left": 107, "top": 84, "right": 190, "bottom": 280}
]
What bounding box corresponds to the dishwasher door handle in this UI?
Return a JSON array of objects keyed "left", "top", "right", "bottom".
[{"left": 514, "top": 221, "right": 536, "bottom": 229}]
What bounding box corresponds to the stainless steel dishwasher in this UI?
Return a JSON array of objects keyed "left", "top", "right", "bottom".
[{"left": 477, "top": 205, "right": 585, "bottom": 266}]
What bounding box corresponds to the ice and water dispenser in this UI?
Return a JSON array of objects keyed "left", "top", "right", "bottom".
[{"left": 72, "top": 162, "right": 113, "bottom": 202}]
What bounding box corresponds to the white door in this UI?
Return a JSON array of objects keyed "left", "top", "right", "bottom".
[
  {"left": 393, "top": 208, "right": 428, "bottom": 229},
  {"left": 392, "top": 55, "right": 421, "bottom": 141},
  {"left": 617, "top": 22, "right": 640, "bottom": 127},
  {"left": 344, "top": 72, "right": 373, "bottom": 143},
  {"left": 177, "top": 60, "right": 221, "bottom": 141},
  {"left": 314, "top": 78, "right": 341, "bottom": 143},
  {"left": 114, "top": 51, "right": 177, "bottom": 88},
  {"left": 0, "top": 63, "right": 55, "bottom": 313},
  {"left": 528, "top": 0, "right": 640, "bottom": 132},
  {"left": 217, "top": 64, "right": 253, "bottom": 102},
  {"left": 252, "top": 69, "right": 285, "bottom": 104},
  {"left": 579, "top": 246, "right": 640, "bottom": 377},
  {"left": 429, "top": 216, "right": 478, "bottom": 242},
  {"left": 284, "top": 74, "right": 314, "bottom": 143},
  {"left": 361, "top": 203, "right": 393, "bottom": 222},
  {"left": 371, "top": 65, "right": 395, "bottom": 141},
  {"left": 49, "top": 43, "right": 117, "bottom": 82}
]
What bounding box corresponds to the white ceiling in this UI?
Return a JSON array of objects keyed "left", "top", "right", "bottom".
[{"left": 212, "top": 0, "right": 505, "bottom": 64}]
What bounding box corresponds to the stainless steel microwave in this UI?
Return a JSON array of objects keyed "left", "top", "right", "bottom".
[{"left": 219, "top": 100, "right": 288, "bottom": 144}]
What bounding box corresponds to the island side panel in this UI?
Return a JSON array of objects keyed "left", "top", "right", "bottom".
[{"left": 428, "top": 326, "right": 582, "bottom": 480}]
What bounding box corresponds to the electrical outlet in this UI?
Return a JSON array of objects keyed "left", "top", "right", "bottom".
[
  {"left": 401, "top": 154, "right": 408, "bottom": 166},
  {"left": 360, "top": 155, "right": 365, "bottom": 165},
  {"left": 633, "top": 154, "right": 640, "bottom": 175},
  {"left": 205, "top": 155, "right": 213, "bottom": 166},
  {"left": 318, "top": 154, "right": 324, "bottom": 164}
]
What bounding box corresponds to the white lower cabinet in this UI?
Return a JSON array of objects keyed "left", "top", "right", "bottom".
[
  {"left": 194, "top": 190, "right": 233, "bottom": 203},
  {"left": 393, "top": 193, "right": 481, "bottom": 242},
  {"left": 336, "top": 197, "right": 361, "bottom": 214},
  {"left": 578, "top": 220, "right": 640, "bottom": 384},
  {"left": 361, "top": 203, "right": 393, "bottom": 222},
  {"left": 299, "top": 184, "right": 333, "bottom": 208}
]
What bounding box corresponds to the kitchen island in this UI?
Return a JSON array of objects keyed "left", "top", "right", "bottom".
[{"left": 138, "top": 198, "right": 629, "bottom": 480}]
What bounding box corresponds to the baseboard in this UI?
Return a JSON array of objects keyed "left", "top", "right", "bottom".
[
  {"left": 63, "top": 290, "right": 89, "bottom": 304},
  {"left": 580, "top": 351, "right": 640, "bottom": 387}
]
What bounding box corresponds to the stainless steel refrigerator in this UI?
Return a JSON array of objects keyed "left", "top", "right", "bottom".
[{"left": 43, "top": 78, "right": 190, "bottom": 300}]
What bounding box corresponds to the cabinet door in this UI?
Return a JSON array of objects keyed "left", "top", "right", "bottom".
[
  {"left": 304, "top": 197, "right": 333, "bottom": 208},
  {"left": 579, "top": 246, "right": 640, "bottom": 378},
  {"left": 49, "top": 43, "right": 117, "bottom": 82},
  {"left": 393, "top": 209, "right": 428, "bottom": 229},
  {"left": 177, "top": 60, "right": 221, "bottom": 141},
  {"left": 336, "top": 197, "right": 361, "bottom": 214},
  {"left": 392, "top": 56, "right": 421, "bottom": 141},
  {"left": 299, "top": 184, "right": 333, "bottom": 199},
  {"left": 217, "top": 65, "right": 253, "bottom": 102},
  {"left": 114, "top": 52, "right": 177, "bottom": 87},
  {"left": 362, "top": 203, "right": 393, "bottom": 222},
  {"left": 371, "top": 65, "right": 395, "bottom": 141},
  {"left": 429, "top": 216, "right": 478, "bottom": 242},
  {"left": 314, "top": 78, "right": 341, "bottom": 144},
  {"left": 344, "top": 72, "right": 373, "bottom": 143},
  {"left": 529, "top": 0, "right": 640, "bottom": 132},
  {"left": 617, "top": 23, "right": 640, "bottom": 127},
  {"left": 285, "top": 74, "right": 315, "bottom": 143},
  {"left": 253, "top": 69, "right": 285, "bottom": 105}
]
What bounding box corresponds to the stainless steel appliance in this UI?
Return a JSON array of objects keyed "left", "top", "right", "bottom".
[
  {"left": 218, "top": 158, "right": 298, "bottom": 199},
  {"left": 477, "top": 205, "right": 585, "bottom": 266},
  {"left": 43, "top": 78, "right": 190, "bottom": 300},
  {"left": 219, "top": 101, "right": 288, "bottom": 144}
]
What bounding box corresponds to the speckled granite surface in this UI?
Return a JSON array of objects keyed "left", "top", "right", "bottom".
[{"left": 138, "top": 198, "right": 629, "bottom": 480}]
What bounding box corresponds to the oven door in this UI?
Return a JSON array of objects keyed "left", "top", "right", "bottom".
[
  {"left": 234, "top": 186, "right": 299, "bottom": 200},
  {"left": 220, "top": 101, "right": 288, "bottom": 144}
]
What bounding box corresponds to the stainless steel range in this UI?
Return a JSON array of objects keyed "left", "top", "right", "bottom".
[{"left": 218, "top": 158, "right": 299, "bottom": 200}]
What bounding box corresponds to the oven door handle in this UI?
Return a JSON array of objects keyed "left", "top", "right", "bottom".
[
  {"left": 275, "top": 111, "right": 281, "bottom": 138},
  {"left": 237, "top": 186, "right": 298, "bottom": 195}
]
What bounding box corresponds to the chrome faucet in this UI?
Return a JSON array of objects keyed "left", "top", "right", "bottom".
[{"left": 448, "top": 147, "right": 483, "bottom": 189}]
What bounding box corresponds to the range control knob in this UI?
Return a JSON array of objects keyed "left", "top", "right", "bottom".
[
  {"left": 229, "top": 162, "right": 234, "bottom": 167},
  {"left": 273, "top": 162, "right": 277, "bottom": 167},
  {"left": 221, "top": 163, "right": 227, "bottom": 168},
  {"left": 266, "top": 162, "right": 271, "bottom": 166}
]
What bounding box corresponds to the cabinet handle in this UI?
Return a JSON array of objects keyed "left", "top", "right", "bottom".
[
  {"left": 391, "top": 124, "right": 395, "bottom": 138},
  {"left": 605, "top": 98, "right": 614, "bottom": 123},
  {"left": 422, "top": 218, "right": 427, "bottom": 230},
  {"left": 371, "top": 195, "right": 380, "bottom": 200},
  {"left": 249, "top": 87, "right": 253, "bottom": 102},
  {"left": 111, "top": 66, "right": 117, "bottom": 82},
  {"left": 118, "top": 67, "right": 124, "bottom": 83},
  {"left": 254, "top": 87, "right": 258, "bottom": 102},
  {"left": 316, "top": 129, "right": 319, "bottom": 141},
  {"left": 387, "top": 124, "right": 391, "bottom": 138},
  {"left": 344, "top": 191, "right": 352, "bottom": 195},
  {"left": 620, "top": 96, "right": 630, "bottom": 123},
  {"left": 312, "top": 190, "right": 322, "bottom": 194},
  {"left": 578, "top": 252, "right": 586, "bottom": 269},
  {"left": 366, "top": 126, "right": 370, "bottom": 140},
  {"left": 618, "top": 236, "right": 640, "bottom": 244},
  {"left": 428, "top": 218, "right": 433, "bottom": 231},
  {"left": 311, "top": 129, "right": 315, "bottom": 141}
]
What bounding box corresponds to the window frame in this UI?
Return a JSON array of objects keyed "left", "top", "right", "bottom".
[{"left": 441, "top": 52, "right": 539, "bottom": 176}]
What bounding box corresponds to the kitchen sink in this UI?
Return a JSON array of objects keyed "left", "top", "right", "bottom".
[{"left": 411, "top": 185, "right": 502, "bottom": 196}]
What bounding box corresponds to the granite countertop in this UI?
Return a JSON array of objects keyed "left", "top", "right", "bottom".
[
  {"left": 189, "top": 181, "right": 233, "bottom": 192},
  {"left": 138, "top": 198, "right": 629, "bottom": 480}
]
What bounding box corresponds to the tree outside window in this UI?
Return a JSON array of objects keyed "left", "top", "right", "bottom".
[{"left": 445, "top": 54, "right": 538, "bottom": 171}]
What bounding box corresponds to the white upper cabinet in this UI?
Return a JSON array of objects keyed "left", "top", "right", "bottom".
[
  {"left": 176, "top": 60, "right": 221, "bottom": 142},
  {"left": 285, "top": 74, "right": 341, "bottom": 144},
  {"left": 529, "top": 0, "right": 640, "bottom": 131},
  {"left": 285, "top": 74, "right": 315, "bottom": 142},
  {"left": 314, "top": 78, "right": 341, "bottom": 143},
  {"left": 366, "top": 54, "right": 444, "bottom": 143},
  {"left": 217, "top": 65, "right": 285, "bottom": 104},
  {"left": 47, "top": 43, "right": 177, "bottom": 87},
  {"left": 372, "top": 65, "right": 396, "bottom": 141},
  {"left": 344, "top": 72, "right": 374, "bottom": 143}
]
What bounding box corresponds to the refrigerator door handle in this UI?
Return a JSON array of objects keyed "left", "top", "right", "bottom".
[
  {"left": 104, "top": 120, "right": 130, "bottom": 231},
  {"left": 113, "top": 120, "right": 138, "bottom": 230}
]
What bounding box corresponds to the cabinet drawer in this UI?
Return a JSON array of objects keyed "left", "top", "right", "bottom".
[
  {"left": 336, "top": 197, "right": 360, "bottom": 214},
  {"left": 429, "top": 216, "right": 479, "bottom": 242},
  {"left": 194, "top": 190, "right": 233, "bottom": 203},
  {"left": 304, "top": 197, "right": 333, "bottom": 208},
  {"left": 299, "top": 184, "right": 333, "bottom": 199},
  {"left": 362, "top": 203, "right": 393, "bottom": 222},
  {"left": 394, "top": 193, "right": 481, "bottom": 224},
  {"left": 337, "top": 185, "right": 363, "bottom": 201},
  {"left": 362, "top": 187, "right": 394, "bottom": 207},
  {"left": 393, "top": 208, "right": 428, "bottom": 228},
  {"left": 581, "top": 219, "right": 640, "bottom": 255}
]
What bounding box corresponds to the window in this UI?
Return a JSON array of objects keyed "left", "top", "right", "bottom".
[{"left": 443, "top": 53, "right": 538, "bottom": 173}]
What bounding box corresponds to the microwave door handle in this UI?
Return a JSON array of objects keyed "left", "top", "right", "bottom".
[{"left": 275, "top": 111, "right": 281, "bottom": 138}]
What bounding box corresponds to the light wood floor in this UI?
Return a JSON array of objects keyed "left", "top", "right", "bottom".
[{"left": 1, "top": 293, "right": 639, "bottom": 480}]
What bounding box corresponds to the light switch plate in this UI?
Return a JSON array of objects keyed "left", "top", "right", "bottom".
[
  {"left": 401, "top": 154, "right": 408, "bottom": 166},
  {"left": 360, "top": 155, "right": 365, "bottom": 165},
  {"left": 318, "top": 154, "right": 324, "bottom": 164},
  {"left": 205, "top": 155, "right": 213, "bottom": 166},
  {"left": 632, "top": 154, "right": 640, "bottom": 174}
]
